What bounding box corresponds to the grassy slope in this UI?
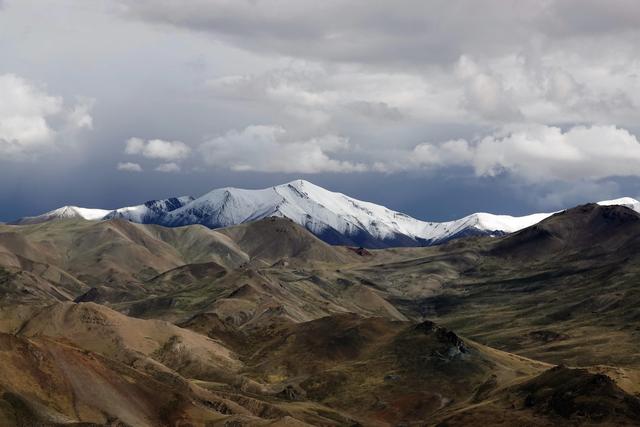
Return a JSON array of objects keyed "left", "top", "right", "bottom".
[
  {"left": 347, "top": 204, "right": 640, "bottom": 368},
  {"left": 0, "top": 206, "right": 639, "bottom": 424}
]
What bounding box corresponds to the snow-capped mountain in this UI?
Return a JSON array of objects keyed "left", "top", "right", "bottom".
[
  {"left": 12, "top": 206, "right": 111, "bottom": 225},
  {"left": 161, "top": 180, "right": 551, "bottom": 246},
  {"left": 10, "top": 180, "right": 640, "bottom": 248}
]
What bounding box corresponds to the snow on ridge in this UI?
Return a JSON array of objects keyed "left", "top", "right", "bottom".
[
  {"left": 166, "top": 186, "right": 285, "bottom": 227},
  {"left": 597, "top": 197, "right": 640, "bottom": 212},
  {"left": 10, "top": 205, "right": 111, "bottom": 225},
  {"left": 270, "top": 179, "right": 552, "bottom": 242},
  {"left": 105, "top": 196, "right": 195, "bottom": 223},
  {"left": 12, "top": 180, "right": 640, "bottom": 247},
  {"left": 44, "top": 206, "right": 110, "bottom": 221},
  {"left": 69, "top": 207, "right": 112, "bottom": 220}
]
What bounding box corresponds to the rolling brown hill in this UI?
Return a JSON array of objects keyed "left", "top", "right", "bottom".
[
  {"left": 490, "top": 203, "right": 640, "bottom": 259},
  {"left": 0, "top": 332, "right": 242, "bottom": 426},
  {"left": 18, "top": 301, "right": 242, "bottom": 380},
  {"left": 0, "top": 218, "right": 248, "bottom": 284},
  {"left": 0, "top": 205, "right": 639, "bottom": 425},
  {"left": 438, "top": 365, "right": 640, "bottom": 426},
  {"left": 236, "top": 313, "right": 550, "bottom": 426},
  {"left": 351, "top": 204, "right": 640, "bottom": 369},
  {"left": 218, "top": 216, "right": 357, "bottom": 265}
]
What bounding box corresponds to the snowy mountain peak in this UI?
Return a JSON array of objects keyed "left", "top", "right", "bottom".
[
  {"left": 283, "top": 178, "right": 314, "bottom": 189},
  {"left": 10, "top": 182, "right": 640, "bottom": 248},
  {"left": 52, "top": 206, "right": 111, "bottom": 220},
  {"left": 12, "top": 206, "right": 111, "bottom": 225},
  {"left": 169, "top": 186, "right": 284, "bottom": 227},
  {"left": 597, "top": 197, "right": 640, "bottom": 212}
]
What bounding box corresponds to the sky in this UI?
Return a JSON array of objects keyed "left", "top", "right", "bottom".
[{"left": 1, "top": 0, "right": 640, "bottom": 222}]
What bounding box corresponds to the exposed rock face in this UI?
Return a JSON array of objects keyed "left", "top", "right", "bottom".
[
  {"left": 276, "top": 385, "right": 303, "bottom": 401},
  {"left": 348, "top": 246, "right": 373, "bottom": 256},
  {"left": 414, "top": 320, "right": 469, "bottom": 359}
]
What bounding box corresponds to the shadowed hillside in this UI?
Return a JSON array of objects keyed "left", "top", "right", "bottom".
[
  {"left": 219, "top": 216, "right": 357, "bottom": 265},
  {"left": 491, "top": 204, "right": 640, "bottom": 259},
  {"left": 355, "top": 204, "right": 640, "bottom": 368}
]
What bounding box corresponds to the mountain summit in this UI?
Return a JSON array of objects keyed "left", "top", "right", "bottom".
[{"left": 11, "top": 180, "right": 640, "bottom": 248}]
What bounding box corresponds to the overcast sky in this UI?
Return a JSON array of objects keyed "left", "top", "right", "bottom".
[{"left": 2, "top": 0, "right": 640, "bottom": 221}]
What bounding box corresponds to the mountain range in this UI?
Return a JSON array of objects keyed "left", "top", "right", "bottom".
[
  {"left": 2, "top": 202, "right": 640, "bottom": 425},
  {"left": 12, "top": 179, "right": 640, "bottom": 248}
]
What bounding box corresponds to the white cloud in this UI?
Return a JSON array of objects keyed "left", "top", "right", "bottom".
[
  {"left": 205, "top": 62, "right": 437, "bottom": 126},
  {"left": 117, "top": 161, "right": 143, "bottom": 172},
  {"left": 472, "top": 125, "right": 640, "bottom": 181},
  {"left": 412, "top": 139, "right": 475, "bottom": 168},
  {"left": 67, "top": 98, "right": 95, "bottom": 130},
  {"left": 545, "top": 69, "right": 582, "bottom": 103},
  {"left": 195, "top": 123, "right": 640, "bottom": 181},
  {"left": 0, "top": 73, "right": 93, "bottom": 159},
  {"left": 397, "top": 124, "right": 640, "bottom": 182},
  {"left": 199, "top": 125, "right": 366, "bottom": 173},
  {"left": 155, "top": 162, "right": 180, "bottom": 173},
  {"left": 124, "top": 137, "right": 144, "bottom": 154},
  {"left": 368, "top": 139, "right": 476, "bottom": 173},
  {"left": 0, "top": 74, "right": 61, "bottom": 146},
  {"left": 124, "top": 137, "right": 145, "bottom": 155},
  {"left": 125, "top": 137, "right": 191, "bottom": 160},
  {"left": 203, "top": 49, "right": 640, "bottom": 143},
  {"left": 456, "top": 56, "right": 523, "bottom": 122}
]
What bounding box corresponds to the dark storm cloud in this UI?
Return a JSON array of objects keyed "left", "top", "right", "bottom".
[
  {"left": 539, "top": 0, "right": 640, "bottom": 36},
  {"left": 117, "top": 0, "right": 640, "bottom": 66},
  {"left": 116, "top": 1, "right": 536, "bottom": 65}
]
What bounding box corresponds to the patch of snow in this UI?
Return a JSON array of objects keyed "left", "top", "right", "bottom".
[
  {"left": 44, "top": 206, "right": 110, "bottom": 221},
  {"left": 597, "top": 197, "right": 640, "bottom": 213}
]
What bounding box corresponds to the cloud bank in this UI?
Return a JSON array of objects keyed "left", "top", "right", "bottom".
[
  {"left": 109, "top": 1, "right": 640, "bottom": 194},
  {"left": 199, "top": 125, "right": 366, "bottom": 173},
  {"left": 0, "top": 73, "right": 93, "bottom": 159},
  {"left": 195, "top": 123, "right": 640, "bottom": 184},
  {"left": 117, "top": 1, "right": 640, "bottom": 67},
  {"left": 409, "top": 125, "right": 640, "bottom": 182},
  {"left": 2, "top": 0, "right": 640, "bottom": 218}
]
